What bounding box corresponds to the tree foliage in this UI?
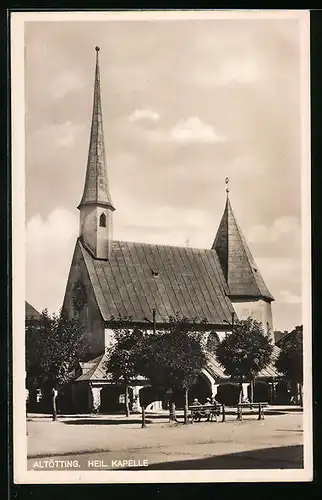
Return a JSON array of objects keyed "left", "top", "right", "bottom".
[
  {"left": 104, "top": 316, "right": 147, "bottom": 417},
  {"left": 216, "top": 317, "right": 274, "bottom": 381},
  {"left": 105, "top": 326, "right": 145, "bottom": 386},
  {"left": 106, "top": 314, "right": 208, "bottom": 392},
  {"left": 104, "top": 314, "right": 208, "bottom": 421},
  {"left": 206, "top": 332, "right": 220, "bottom": 354},
  {"left": 138, "top": 315, "right": 208, "bottom": 392},
  {"left": 275, "top": 326, "right": 303, "bottom": 384},
  {"left": 26, "top": 309, "right": 88, "bottom": 391}
]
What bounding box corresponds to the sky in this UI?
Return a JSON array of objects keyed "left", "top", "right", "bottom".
[{"left": 24, "top": 15, "right": 306, "bottom": 331}]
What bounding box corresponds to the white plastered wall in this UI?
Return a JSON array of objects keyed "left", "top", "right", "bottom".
[{"left": 232, "top": 299, "right": 274, "bottom": 341}]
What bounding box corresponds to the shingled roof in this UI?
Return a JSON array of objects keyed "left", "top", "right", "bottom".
[
  {"left": 79, "top": 238, "right": 236, "bottom": 326},
  {"left": 212, "top": 196, "right": 274, "bottom": 301},
  {"left": 76, "top": 348, "right": 280, "bottom": 382},
  {"left": 77, "top": 353, "right": 147, "bottom": 382}
]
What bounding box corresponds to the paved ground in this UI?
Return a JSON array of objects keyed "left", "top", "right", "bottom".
[{"left": 27, "top": 409, "right": 303, "bottom": 471}]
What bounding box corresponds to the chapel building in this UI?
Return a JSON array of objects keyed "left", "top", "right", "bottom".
[{"left": 62, "top": 47, "right": 279, "bottom": 413}]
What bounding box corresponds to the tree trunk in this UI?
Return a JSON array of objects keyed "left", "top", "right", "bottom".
[
  {"left": 141, "top": 406, "right": 146, "bottom": 428},
  {"left": 169, "top": 390, "right": 176, "bottom": 422},
  {"left": 250, "top": 380, "right": 254, "bottom": 403},
  {"left": 52, "top": 388, "right": 58, "bottom": 422},
  {"left": 299, "top": 383, "right": 303, "bottom": 407},
  {"left": 170, "top": 401, "right": 176, "bottom": 422},
  {"left": 296, "top": 382, "right": 303, "bottom": 406},
  {"left": 238, "top": 379, "right": 243, "bottom": 404},
  {"left": 291, "top": 380, "right": 298, "bottom": 404},
  {"left": 125, "top": 385, "right": 130, "bottom": 417},
  {"left": 183, "top": 388, "right": 189, "bottom": 424}
]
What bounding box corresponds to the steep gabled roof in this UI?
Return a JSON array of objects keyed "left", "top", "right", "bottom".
[
  {"left": 212, "top": 196, "right": 274, "bottom": 301},
  {"left": 274, "top": 330, "right": 289, "bottom": 345},
  {"left": 78, "top": 47, "right": 114, "bottom": 210},
  {"left": 79, "top": 238, "right": 235, "bottom": 326},
  {"left": 205, "top": 353, "right": 229, "bottom": 379},
  {"left": 25, "top": 301, "right": 41, "bottom": 320},
  {"left": 77, "top": 354, "right": 112, "bottom": 381}
]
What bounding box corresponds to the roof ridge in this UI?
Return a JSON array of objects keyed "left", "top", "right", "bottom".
[{"left": 113, "top": 239, "right": 214, "bottom": 252}]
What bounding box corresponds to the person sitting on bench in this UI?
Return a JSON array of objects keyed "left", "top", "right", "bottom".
[
  {"left": 191, "top": 398, "right": 203, "bottom": 422},
  {"left": 204, "top": 397, "right": 213, "bottom": 422}
]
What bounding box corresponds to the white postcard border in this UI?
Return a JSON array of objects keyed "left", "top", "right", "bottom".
[{"left": 11, "top": 9, "right": 312, "bottom": 484}]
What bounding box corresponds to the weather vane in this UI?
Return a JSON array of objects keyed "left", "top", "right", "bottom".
[
  {"left": 225, "top": 177, "right": 229, "bottom": 194},
  {"left": 95, "top": 46, "right": 100, "bottom": 52}
]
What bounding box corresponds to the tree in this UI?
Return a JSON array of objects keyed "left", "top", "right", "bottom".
[
  {"left": 216, "top": 317, "right": 274, "bottom": 404},
  {"left": 275, "top": 326, "right": 303, "bottom": 405},
  {"left": 139, "top": 315, "right": 208, "bottom": 423},
  {"left": 105, "top": 319, "right": 145, "bottom": 417},
  {"left": 104, "top": 315, "right": 208, "bottom": 424},
  {"left": 26, "top": 309, "right": 88, "bottom": 420}
]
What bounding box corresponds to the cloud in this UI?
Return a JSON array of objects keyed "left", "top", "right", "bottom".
[
  {"left": 116, "top": 203, "right": 210, "bottom": 231},
  {"left": 220, "top": 57, "right": 260, "bottom": 85},
  {"left": 114, "top": 202, "right": 212, "bottom": 247},
  {"left": 279, "top": 290, "right": 302, "bottom": 304},
  {"left": 30, "top": 121, "right": 84, "bottom": 150},
  {"left": 128, "top": 108, "right": 160, "bottom": 123},
  {"left": 247, "top": 216, "right": 301, "bottom": 245},
  {"left": 26, "top": 208, "right": 78, "bottom": 314},
  {"left": 199, "top": 57, "right": 261, "bottom": 87},
  {"left": 126, "top": 116, "right": 226, "bottom": 146},
  {"left": 168, "top": 117, "right": 226, "bottom": 144},
  {"left": 49, "top": 71, "right": 86, "bottom": 99},
  {"left": 256, "top": 256, "right": 299, "bottom": 275},
  {"left": 255, "top": 256, "right": 301, "bottom": 316}
]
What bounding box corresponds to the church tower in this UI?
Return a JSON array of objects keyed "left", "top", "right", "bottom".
[
  {"left": 78, "top": 46, "right": 115, "bottom": 260},
  {"left": 212, "top": 179, "right": 275, "bottom": 339}
]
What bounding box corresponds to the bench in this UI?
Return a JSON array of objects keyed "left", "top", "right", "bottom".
[
  {"left": 189, "top": 402, "right": 268, "bottom": 423},
  {"left": 189, "top": 404, "right": 221, "bottom": 423},
  {"left": 236, "top": 402, "right": 268, "bottom": 421}
]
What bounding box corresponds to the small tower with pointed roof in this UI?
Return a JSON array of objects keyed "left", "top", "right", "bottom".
[
  {"left": 78, "top": 46, "right": 115, "bottom": 260},
  {"left": 212, "top": 178, "right": 275, "bottom": 339}
]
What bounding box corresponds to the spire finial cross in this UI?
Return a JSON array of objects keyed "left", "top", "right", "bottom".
[
  {"left": 225, "top": 177, "right": 229, "bottom": 194},
  {"left": 95, "top": 46, "right": 100, "bottom": 52}
]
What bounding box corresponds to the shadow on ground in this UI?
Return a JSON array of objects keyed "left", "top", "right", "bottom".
[
  {"left": 61, "top": 413, "right": 286, "bottom": 425},
  {"left": 124, "top": 445, "right": 304, "bottom": 470},
  {"left": 62, "top": 419, "right": 154, "bottom": 425},
  {"left": 29, "top": 411, "right": 287, "bottom": 425}
]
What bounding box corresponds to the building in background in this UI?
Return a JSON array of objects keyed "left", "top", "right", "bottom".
[{"left": 25, "top": 301, "right": 41, "bottom": 324}]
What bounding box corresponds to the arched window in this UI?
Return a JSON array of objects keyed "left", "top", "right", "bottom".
[{"left": 99, "top": 213, "right": 106, "bottom": 227}]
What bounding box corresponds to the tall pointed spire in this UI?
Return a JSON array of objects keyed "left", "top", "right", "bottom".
[
  {"left": 78, "top": 47, "right": 115, "bottom": 260},
  {"left": 212, "top": 182, "right": 274, "bottom": 302},
  {"left": 78, "top": 46, "right": 115, "bottom": 210}
]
